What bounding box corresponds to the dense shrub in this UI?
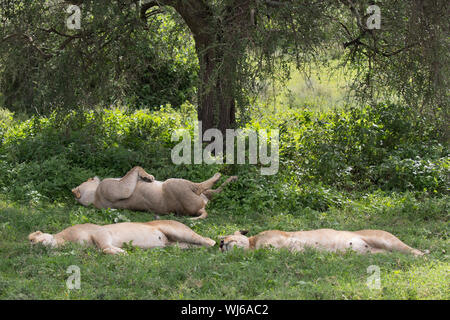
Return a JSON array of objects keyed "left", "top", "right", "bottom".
[
  {"left": 0, "top": 104, "right": 214, "bottom": 201},
  {"left": 279, "top": 103, "right": 449, "bottom": 193},
  {"left": 0, "top": 102, "right": 448, "bottom": 207}
]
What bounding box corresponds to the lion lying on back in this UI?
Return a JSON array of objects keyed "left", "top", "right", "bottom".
[
  {"left": 71, "top": 166, "right": 237, "bottom": 220},
  {"left": 29, "top": 220, "right": 215, "bottom": 255},
  {"left": 219, "top": 229, "right": 427, "bottom": 256}
]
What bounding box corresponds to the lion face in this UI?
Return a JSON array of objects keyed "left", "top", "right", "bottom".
[
  {"left": 72, "top": 177, "right": 100, "bottom": 206},
  {"left": 219, "top": 230, "right": 250, "bottom": 252},
  {"left": 28, "top": 231, "right": 56, "bottom": 247}
]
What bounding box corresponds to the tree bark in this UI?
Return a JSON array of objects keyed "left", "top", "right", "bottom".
[{"left": 146, "top": 0, "right": 243, "bottom": 135}]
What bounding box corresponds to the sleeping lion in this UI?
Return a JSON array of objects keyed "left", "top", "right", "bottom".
[
  {"left": 71, "top": 166, "right": 237, "bottom": 219},
  {"left": 219, "top": 229, "right": 427, "bottom": 256},
  {"left": 28, "top": 220, "right": 215, "bottom": 254}
]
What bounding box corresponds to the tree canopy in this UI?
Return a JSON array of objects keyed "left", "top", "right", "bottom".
[{"left": 0, "top": 0, "right": 448, "bottom": 133}]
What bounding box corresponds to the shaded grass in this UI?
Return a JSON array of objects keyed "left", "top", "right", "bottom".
[
  {"left": 0, "top": 190, "right": 448, "bottom": 300},
  {"left": 255, "top": 60, "right": 353, "bottom": 115}
]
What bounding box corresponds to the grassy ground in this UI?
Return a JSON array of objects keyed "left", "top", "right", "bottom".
[
  {"left": 0, "top": 189, "right": 448, "bottom": 300},
  {"left": 0, "top": 61, "right": 447, "bottom": 300},
  {"left": 257, "top": 60, "right": 354, "bottom": 113}
]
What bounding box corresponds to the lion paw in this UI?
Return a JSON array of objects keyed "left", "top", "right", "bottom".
[
  {"left": 141, "top": 174, "right": 155, "bottom": 183},
  {"left": 103, "top": 247, "right": 127, "bottom": 255}
]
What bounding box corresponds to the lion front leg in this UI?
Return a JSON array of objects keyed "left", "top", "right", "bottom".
[
  {"left": 124, "top": 166, "right": 154, "bottom": 183},
  {"left": 98, "top": 166, "right": 154, "bottom": 202},
  {"left": 154, "top": 220, "right": 215, "bottom": 247},
  {"left": 133, "top": 166, "right": 155, "bottom": 183},
  {"left": 91, "top": 230, "right": 127, "bottom": 255}
]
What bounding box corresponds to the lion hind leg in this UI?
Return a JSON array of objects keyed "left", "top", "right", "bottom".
[
  {"left": 192, "top": 173, "right": 221, "bottom": 195},
  {"left": 360, "top": 231, "right": 426, "bottom": 256},
  {"left": 369, "top": 247, "right": 388, "bottom": 254},
  {"left": 168, "top": 242, "right": 202, "bottom": 249},
  {"left": 203, "top": 176, "right": 237, "bottom": 200},
  {"left": 189, "top": 208, "right": 208, "bottom": 220}
]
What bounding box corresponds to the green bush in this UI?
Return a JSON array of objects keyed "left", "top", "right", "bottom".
[
  {"left": 0, "top": 102, "right": 447, "bottom": 206},
  {"left": 0, "top": 104, "right": 221, "bottom": 201},
  {"left": 279, "top": 103, "right": 449, "bottom": 193},
  {"left": 370, "top": 156, "right": 449, "bottom": 192}
]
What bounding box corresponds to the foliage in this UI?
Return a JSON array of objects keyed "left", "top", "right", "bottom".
[
  {"left": 0, "top": 100, "right": 448, "bottom": 300},
  {"left": 334, "top": 0, "right": 449, "bottom": 118},
  {"left": 2, "top": 1, "right": 447, "bottom": 132},
  {"left": 0, "top": 104, "right": 204, "bottom": 202},
  {"left": 278, "top": 103, "right": 449, "bottom": 193},
  {"left": 0, "top": 0, "right": 198, "bottom": 113},
  {"left": 0, "top": 102, "right": 447, "bottom": 207},
  {"left": 0, "top": 0, "right": 448, "bottom": 300}
]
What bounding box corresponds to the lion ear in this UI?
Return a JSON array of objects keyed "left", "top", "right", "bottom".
[
  {"left": 235, "top": 230, "right": 249, "bottom": 236},
  {"left": 72, "top": 188, "right": 81, "bottom": 199},
  {"left": 93, "top": 176, "right": 100, "bottom": 182},
  {"left": 29, "top": 231, "right": 42, "bottom": 239}
]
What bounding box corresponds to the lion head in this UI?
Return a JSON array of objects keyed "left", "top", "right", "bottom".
[
  {"left": 28, "top": 231, "right": 56, "bottom": 247},
  {"left": 72, "top": 176, "right": 100, "bottom": 206},
  {"left": 219, "top": 230, "right": 250, "bottom": 252}
]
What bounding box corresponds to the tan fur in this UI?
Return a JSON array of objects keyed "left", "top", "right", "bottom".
[
  {"left": 219, "top": 229, "right": 426, "bottom": 256},
  {"left": 72, "top": 166, "right": 237, "bottom": 219},
  {"left": 28, "top": 220, "right": 216, "bottom": 255}
]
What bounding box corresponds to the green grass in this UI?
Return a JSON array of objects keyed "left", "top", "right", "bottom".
[
  {"left": 255, "top": 60, "right": 354, "bottom": 114},
  {"left": 0, "top": 190, "right": 448, "bottom": 300},
  {"left": 0, "top": 67, "right": 448, "bottom": 299}
]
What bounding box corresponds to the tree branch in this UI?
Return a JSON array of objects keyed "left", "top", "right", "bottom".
[
  {"left": 140, "top": 1, "right": 162, "bottom": 21},
  {"left": 1, "top": 33, "right": 53, "bottom": 59},
  {"left": 263, "top": 0, "right": 289, "bottom": 8},
  {"left": 340, "top": 0, "right": 418, "bottom": 58}
]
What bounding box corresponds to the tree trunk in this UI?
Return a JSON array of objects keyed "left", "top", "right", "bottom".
[
  {"left": 158, "top": 0, "right": 241, "bottom": 135},
  {"left": 195, "top": 39, "right": 217, "bottom": 133},
  {"left": 195, "top": 37, "right": 237, "bottom": 135}
]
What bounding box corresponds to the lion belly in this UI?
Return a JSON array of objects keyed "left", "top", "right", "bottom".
[
  {"left": 103, "top": 223, "right": 169, "bottom": 248},
  {"left": 112, "top": 181, "right": 169, "bottom": 213},
  {"left": 268, "top": 229, "right": 371, "bottom": 253}
]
